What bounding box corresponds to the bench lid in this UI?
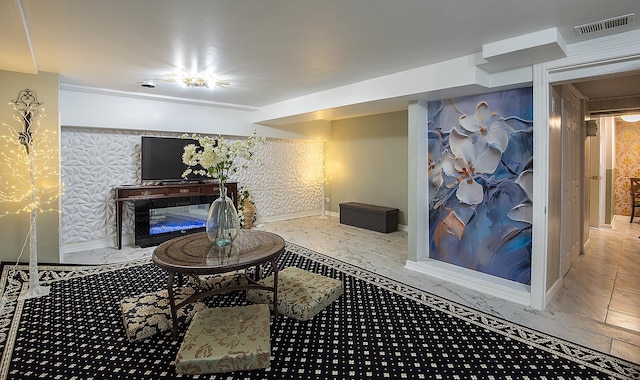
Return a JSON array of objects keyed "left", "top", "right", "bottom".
[{"left": 339, "top": 202, "right": 398, "bottom": 214}]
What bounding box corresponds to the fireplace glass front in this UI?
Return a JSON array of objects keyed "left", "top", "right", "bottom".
[
  {"left": 134, "top": 194, "right": 218, "bottom": 247},
  {"left": 149, "top": 204, "right": 208, "bottom": 235}
]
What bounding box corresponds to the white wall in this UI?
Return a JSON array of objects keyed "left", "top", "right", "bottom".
[
  {"left": 60, "top": 127, "right": 324, "bottom": 252},
  {"left": 60, "top": 88, "right": 331, "bottom": 140},
  {"left": 59, "top": 88, "right": 327, "bottom": 252}
]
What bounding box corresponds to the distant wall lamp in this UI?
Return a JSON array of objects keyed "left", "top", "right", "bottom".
[
  {"left": 585, "top": 120, "right": 598, "bottom": 136},
  {"left": 621, "top": 114, "right": 640, "bottom": 122}
]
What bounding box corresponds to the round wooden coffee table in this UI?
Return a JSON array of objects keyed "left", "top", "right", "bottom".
[{"left": 153, "top": 230, "right": 285, "bottom": 338}]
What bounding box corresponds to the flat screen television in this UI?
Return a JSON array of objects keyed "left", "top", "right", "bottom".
[{"left": 140, "top": 136, "right": 209, "bottom": 183}]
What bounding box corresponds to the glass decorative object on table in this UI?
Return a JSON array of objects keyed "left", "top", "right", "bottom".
[
  {"left": 206, "top": 239, "right": 240, "bottom": 265},
  {"left": 206, "top": 185, "right": 240, "bottom": 247}
]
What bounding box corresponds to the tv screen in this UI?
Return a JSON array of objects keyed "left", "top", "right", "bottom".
[{"left": 141, "top": 136, "right": 208, "bottom": 183}]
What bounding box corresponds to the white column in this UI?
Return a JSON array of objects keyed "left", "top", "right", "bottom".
[{"left": 407, "top": 100, "right": 428, "bottom": 262}]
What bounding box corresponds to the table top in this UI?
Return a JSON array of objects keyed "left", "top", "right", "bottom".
[{"left": 152, "top": 230, "right": 285, "bottom": 274}]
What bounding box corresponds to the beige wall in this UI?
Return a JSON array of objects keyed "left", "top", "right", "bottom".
[
  {"left": 614, "top": 118, "right": 640, "bottom": 216},
  {"left": 327, "top": 111, "right": 408, "bottom": 225},
  {"left": 0, "top": 70, "right": 60, "bottom": 263}
]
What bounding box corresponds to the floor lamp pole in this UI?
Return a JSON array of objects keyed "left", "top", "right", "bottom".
[{"left": 19, "top": 151, "right": 50, "bottom": 300}]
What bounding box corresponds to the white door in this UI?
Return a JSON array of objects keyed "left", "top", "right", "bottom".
[
  {"left": 560, "top": 86, "right": 583, "bottom": 277},
  {"left": 548, "top": 85, "right": 563, "bottom": 285},
  {"left": 588, "top": 131, "right": 601, "bottom": 228}
]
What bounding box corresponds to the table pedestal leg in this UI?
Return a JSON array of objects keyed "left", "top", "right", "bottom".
[
  {"left": 166, "top": 271, "right": 179, "bottom": 340},
  {"left": 270, "top": 259, "right": 279, "bottom": 319}
]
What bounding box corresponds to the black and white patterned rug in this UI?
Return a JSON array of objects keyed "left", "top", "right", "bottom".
[{"left": 0, "top": 243, "right": 638, "bottom": 379}]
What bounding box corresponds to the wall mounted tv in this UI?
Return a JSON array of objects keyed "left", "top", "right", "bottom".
[{"left": 141, "top": 136, "right": 209, "bottom": 183}]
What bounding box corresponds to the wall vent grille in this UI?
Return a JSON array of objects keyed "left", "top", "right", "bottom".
[{"left": 574, "top": 13, "right": 635, "bottom": 35}]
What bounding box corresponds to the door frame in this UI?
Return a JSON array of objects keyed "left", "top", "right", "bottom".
[
  {"left": 587, "top": 126, "right": 600, "bottom": 228},
  {"left": 531, "top": 32, "right": 640, "bottom": 309}
]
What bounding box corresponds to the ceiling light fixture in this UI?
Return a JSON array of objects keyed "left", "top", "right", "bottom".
[
  {"left": 167, "top": 73, "right": 230, "bottom": 89},
  {"left": 621, "top": 114, "right": 640, "bottom": 122},
  {"left": 182, "top": 75, "right": 208, "bottom": 88}
]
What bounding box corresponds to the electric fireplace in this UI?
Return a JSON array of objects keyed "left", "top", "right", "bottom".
[
  {"left": 134, "top": 194, "right": 218, "bottom": 247},
  {"left": 115, "top": 182, "right": 238, "bottom": 249}
]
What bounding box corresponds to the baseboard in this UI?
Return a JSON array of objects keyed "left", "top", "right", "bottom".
[
  {"left": 260, "top": 209, "right": 324, "bottom": 223},
  {"left": 545, "top": 277, "right": 563, "bottom": 308},
  {"left": 404, "top": 259, "right": 531, "bottom": 306},
  {"left": 60, "top": 235, "right": 134, "bottom": 255},
  {"left": 325, "top": 210, "right": 340, "bottom": 218},
  {"left": 611, "top": 214, "right": 623, "bottom": 229}
]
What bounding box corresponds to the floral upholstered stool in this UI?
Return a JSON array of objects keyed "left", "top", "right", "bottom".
[
  {"left": 120, "top": 287, "right": 206, "bottom": 342},
  {"left": 246, "top": 266, "right": 344, "bottom": 321},
  {"left": 187, "top": 270, "right": 249, "bottom": 290},
  {"left": 175, "top": 304, "right": 271, "bottom": 375}
]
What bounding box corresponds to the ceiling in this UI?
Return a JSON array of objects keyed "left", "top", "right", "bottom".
[
  {"left": 2, "top": 0, "right": 640, "bottom": 113},
  {"left": 572, "top": 72, "right": 640, "bottom": 100}
]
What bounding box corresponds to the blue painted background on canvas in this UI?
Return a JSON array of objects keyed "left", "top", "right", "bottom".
[{"left": 427, "top": 87, "right": 533, "bottom": 285}]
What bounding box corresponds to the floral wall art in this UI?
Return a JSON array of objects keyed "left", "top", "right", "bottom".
[{"left": 428, "top": 88, "right": 533, "bottom": 285}]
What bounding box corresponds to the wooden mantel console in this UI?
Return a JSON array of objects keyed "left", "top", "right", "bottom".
[{"left": 114, "top": 182, "right": 237, "bottom": 249}]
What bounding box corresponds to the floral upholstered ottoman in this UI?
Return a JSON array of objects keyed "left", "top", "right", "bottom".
[
  {"left": 120, "top": 287, "right": 206, "bottom": 342},
  {"left": 187, "top": 270, "right": 249, "bottom": 290},
  {"left": 175, "top": 304, "right": 271, "bottom": 375},
  {"left": 245, "top": 266, "right": 344, "bottom": 321}
]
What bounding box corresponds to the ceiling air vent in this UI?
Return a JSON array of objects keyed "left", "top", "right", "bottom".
[{"left": 574, "top": 13, "right": 635, "bottom": 35}]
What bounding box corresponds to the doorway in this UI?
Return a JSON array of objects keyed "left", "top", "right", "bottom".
[
  {"left": 531, "top": 44, "right": 640, "bottom": 310},
  {"left": 571, "top": 72, "right": 640, "bottom": 230},
  {"left": 548, "top": 71, "right": 640, "bottom": 332}
]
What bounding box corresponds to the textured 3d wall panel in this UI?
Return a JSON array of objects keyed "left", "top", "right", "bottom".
[{"left": 61, "top": 127, "right": 323, "bottom": 247}]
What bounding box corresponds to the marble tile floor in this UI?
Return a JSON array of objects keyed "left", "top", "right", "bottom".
[{"left": 63, "top": 215, "right": 640, "bottom": 364}]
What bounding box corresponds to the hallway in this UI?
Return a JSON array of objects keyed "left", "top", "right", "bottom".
[{"left": 549, "top": 216, "right": 640, "bottom": 335}]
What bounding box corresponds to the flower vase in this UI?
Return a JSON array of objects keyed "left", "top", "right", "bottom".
[{"left": 206, "top": 185, "right": 240, "bottom": 247}]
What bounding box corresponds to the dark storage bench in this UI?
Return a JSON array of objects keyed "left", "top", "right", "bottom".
[{"left": 339, "top": 202, "right": 399, "bottom": 233}]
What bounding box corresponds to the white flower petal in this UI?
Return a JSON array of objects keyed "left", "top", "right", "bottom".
[
  {"left": 474, "top": 146, "right": 501, "bottom": 175},
  {"left": 475, "top": 102, "right": 492, "bottom": 124},
  {"left": 440, "top": 151, "right": 459, "bottom": 178},
  {"left": 508, "top": 204, "right": 532, "bottom": 224},
  {"left": 487, "top": 122, "right": 510, "bottom": 152},
  {"left": 449, "top": 129, "right": 475, "bottom": 164},
  {"left": 516, "top": 169, "right": 534, "bottom": 201},
  {"left": 432, "top": 170, "right": 444, "bottom": 188},
  {"left": 456, "top": 178, "right": 484, "bottom": 205},
  {"left": 459, "top": 114, "right": 480, "bottom": 133}
]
